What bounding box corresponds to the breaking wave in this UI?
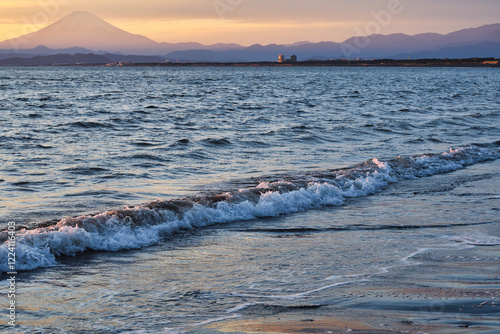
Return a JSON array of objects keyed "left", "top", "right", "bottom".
[{"left": 1, "top": 142, "right": 499, "bottom": 272}]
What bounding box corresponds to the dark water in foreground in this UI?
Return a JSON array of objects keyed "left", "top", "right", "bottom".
[{"left": 0, "top": 67, "right": 499, "bottom": 333}]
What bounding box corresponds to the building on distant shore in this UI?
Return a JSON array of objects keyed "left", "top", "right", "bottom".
[{"left": 278, "top": 54, "right": 298, "bottom": 63}]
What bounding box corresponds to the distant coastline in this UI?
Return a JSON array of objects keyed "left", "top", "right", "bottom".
[
  {"left": 121, "top": 58, "right": 500, "bottom": 68},
  {"left": 0, "top": 55, "right": 499, "bottom": 67}
]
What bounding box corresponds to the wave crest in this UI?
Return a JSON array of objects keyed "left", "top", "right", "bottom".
[{"left": 1, "top": 142, "right": 498, "bottom": 272}]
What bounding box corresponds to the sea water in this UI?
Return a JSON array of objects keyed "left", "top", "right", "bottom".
[{"left": 0, "top": 66, "right": 499, "bottom": 333}]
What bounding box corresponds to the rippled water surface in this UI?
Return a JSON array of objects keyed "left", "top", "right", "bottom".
[{"left": 1, "top": 66, "right": 498, "bottom": 223}]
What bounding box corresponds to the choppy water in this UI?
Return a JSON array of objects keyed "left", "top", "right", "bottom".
[{"left": 0, "top": 66, "right": 499, "bottom": 333}]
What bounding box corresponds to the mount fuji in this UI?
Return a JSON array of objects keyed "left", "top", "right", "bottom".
[{"left": 0, "top": 11, "right": 241, "bottom": 55}]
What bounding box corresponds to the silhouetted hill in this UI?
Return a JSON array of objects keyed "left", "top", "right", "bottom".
[
  {"left": 395, "top": 42, "right": 500, "bottom": 59},
  {"left": 0, "top": 53, "right": 110, "bottom": 66},
  {"left": 339, "top": 23, "right": 500, "bottom": 58},
  {"left": 103, "top": 54, "right": 165, "bottom": 63},
  {"left": 0, "top": 45, "right": 95, "bottom": 55},
  {"left": 166, "top": 50, "right": 228, "bottom": 62}
]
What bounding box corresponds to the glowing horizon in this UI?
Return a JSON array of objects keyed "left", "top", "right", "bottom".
[{"left": 0, "top": 0, "right": 499, "bottom": 46}]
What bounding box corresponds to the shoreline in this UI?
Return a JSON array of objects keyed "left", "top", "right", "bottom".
[
  {"left": 120, "top": 58, "right": 500, "bottom": 68},
  {"left": 0, "top": 57, "right": 499, "bottom": 68},
  {"left": 196, "top": 244, "right": 500, "bottom": 333}
]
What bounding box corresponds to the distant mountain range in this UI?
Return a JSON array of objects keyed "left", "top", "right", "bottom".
[
  {"left": 0, "top": 11, "right": 242, "bottom": 56},
  {"left": 0, "top": 11, "right": 499, "bottom": 62}
]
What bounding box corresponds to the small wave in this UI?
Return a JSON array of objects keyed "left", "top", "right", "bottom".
[
  {"left": 62, "top": 166, "right": 109, "bottom": 175},
  {"left": 1, "top": 142, "right": 499, "bottom": 272},
  {"left": 373, "top": 127, "right": 408, "bottom": 135},
  {"left": 294, "top": 135, "right": 325, "bottom": 143},
  {"left": 291, "top": 125, "right": 310, "bottom": 130},
  {"left": 201, "top": 138, "right": 232, "bottom": 146},
  {"left": 260, "top": 131, "right": 276, "bottom": 136},
  {"left": 425, "top": 136, "right": 443, "bottom": 143},
  {"left": 130, "top": 141, "right": 160, "bottom": 147},
  {"left": 128, "top": 154, "right": 170, "bottom": 162},
  {"left": 239, "top": 140, "right": 270, "bottom": 148},
  {"left": 179, "top": 151, "right": 211, "bottom": 161},
  {"left": 63, "top": 190, "right": 119, "bottom": 198},
  {"left": 36, "top": 144, "right": 53, "bottom": 149},
  {"left": 131, "top": 110, "right": 151, "bottom": 115},
  {"left": 10, "top": 181, "right": 48, "bottom": 190},
  {"left": 66, "top": 121, "right": 113, "bottom": 129}
]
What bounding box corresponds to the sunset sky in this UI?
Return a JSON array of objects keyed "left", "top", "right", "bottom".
[{"left": 0, "top": 0, "right": 499, "bottom": 45}]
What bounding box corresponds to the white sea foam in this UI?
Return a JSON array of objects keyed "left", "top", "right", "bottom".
[
  {"left": 231, "top": 281, "right": 357, "bottom": 300},
  {"left": 445, "top": 232, "right": 500, "bottom": 246},
  {"left": 1, "top": 143, "right": 498, "bottom": 272}
]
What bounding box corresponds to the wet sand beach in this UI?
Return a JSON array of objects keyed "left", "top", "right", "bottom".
[{"left": 200, "top": 244, "right": 500, "bottom": 334}]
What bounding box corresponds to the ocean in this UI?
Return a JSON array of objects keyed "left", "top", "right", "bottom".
[{"left": 0, "top": 66, "right": 499, "bottom": 333}]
